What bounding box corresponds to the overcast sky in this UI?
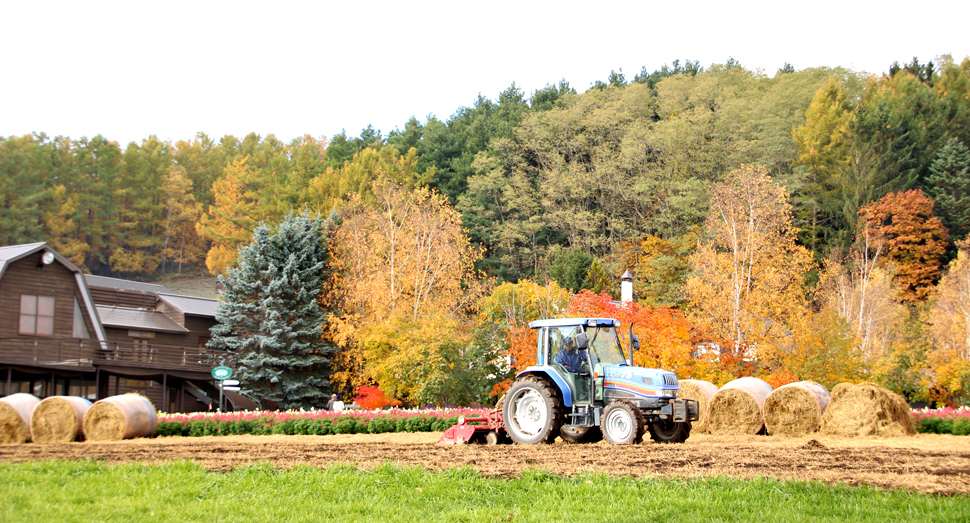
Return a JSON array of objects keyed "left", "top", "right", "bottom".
[{"left": 1, "top": 0, "right": 967, "bottom": 147}]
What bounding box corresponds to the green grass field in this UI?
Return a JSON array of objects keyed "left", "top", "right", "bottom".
[{"left": 1, "top": 460, "right": 967, "bottom": 522}]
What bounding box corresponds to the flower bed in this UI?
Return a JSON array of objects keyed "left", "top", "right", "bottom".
[
  {"left": 155, "top": 407, "right": 485, "bottom": 438},
  {"left": 910, "top": 406, "right": 970, "bottom": 435}
]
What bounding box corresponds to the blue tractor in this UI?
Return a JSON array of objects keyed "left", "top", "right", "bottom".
[{"left": 502, "top": 317, "right": 699, "bottom": 445}]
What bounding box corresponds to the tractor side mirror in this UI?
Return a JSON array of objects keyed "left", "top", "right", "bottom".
[
  {"left": 574, "top": 332, "right": 589, "bottom": 350},
  {"left": 630, "top": 334, "right": 640, "bottom": 352}
]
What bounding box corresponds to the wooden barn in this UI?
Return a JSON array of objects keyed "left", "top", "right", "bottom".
[{"left": 0, "top": 242, "right": 252, "bottom": 412}]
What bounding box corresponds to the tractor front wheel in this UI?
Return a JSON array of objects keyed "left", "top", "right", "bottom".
[
  {"left": 600, "top": 400, "right": 645, "bottom": 445},
  {"left": 648, "top": 419, "right": 691, "bottom": 443},
  {"left": 502, "top": 376, "right": 563, "bottom": 444}
]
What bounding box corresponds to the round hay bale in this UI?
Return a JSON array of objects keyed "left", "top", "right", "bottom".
[
  {"left": 30, "top": 396, "right": 92, "bottom": 443},
  {"left": 707, "top": 377, "right": 773, "bottom": 435},
  {"left": 0, "top": 393, "right": 41, "bottom": 445},
  {"left": 819, "top": 382, "right": 916, "bottom": 437},
  {"left": 678, "top": 379, "right": 719, "bottom": 433},
  {"left": 763, "top": 381, "right": 830, "bottom": 436},
  {"left": 82, "top": 394, "right": 158, "bottom": 442}
]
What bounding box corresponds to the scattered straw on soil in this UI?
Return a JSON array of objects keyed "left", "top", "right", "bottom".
[
  {"left": 678, "top": 380, "right": 718, "bottom": 434},
  {"left": 1, "top": 432, "right": 968, "bottom": 495},
  {"left": 30, "top": 397, "right": 90, "bottom": 444},
  {"left": 820, "top": 382, "right": 916, "bottom": 437},
  {"left": 764, "top": 381, "right": 830, "bottom": 437}
]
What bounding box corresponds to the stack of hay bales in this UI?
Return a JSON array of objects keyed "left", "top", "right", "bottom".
[
  {"left": 677, "top": 379, "right": 719, "bottom": 433},
  {"left": 83, "top": 393, "right": 158, "bottom": 441},
  {"left": 820, "top": 382, "right": 915, "bottom": 437},
  {"left": 0, "top": 393, "right": 41, "bottom": 444},
  {"left": 707, "top": 377, "right": 773, "bottom": 435},
  {"left": 30, "top": 396, "right": 92, "bottom": 443},
  {"left": 763, "top": 381, "right": 830, "bottom": 436}
]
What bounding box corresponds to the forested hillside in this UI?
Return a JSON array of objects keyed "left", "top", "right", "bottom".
[{"left": 3, "top": 56, "right": 970, "bottom": 407}]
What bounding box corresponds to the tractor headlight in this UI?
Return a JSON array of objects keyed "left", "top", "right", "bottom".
[{"left": 664, "top": 389, "right": 676, "bottom": 397}]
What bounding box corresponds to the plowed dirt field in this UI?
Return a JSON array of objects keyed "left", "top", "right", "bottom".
[{"left": 2, "top": 432, "right": 968, "bottom": 495}]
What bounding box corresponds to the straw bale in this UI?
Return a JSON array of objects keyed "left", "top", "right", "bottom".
[
  {"left": 819, "top": 382, "right": 916, "bottom": 437},
  {"left": 677, "top": 379, "right": 719, "bottom": 433},
  {"left": 0, "top": 393, "right": 41, "bottom": 445},
  {"left": 763, "top": 381, "right": 830, "bottom": 436},
  {"left": 30, "top": 396, "right": 92, "bottom": 443},
  {"left": 83, "top": 394, "right": 158, "bottom": 442},
  {"left": 706, "top": 377, "right": 773, "bottom": 435}
]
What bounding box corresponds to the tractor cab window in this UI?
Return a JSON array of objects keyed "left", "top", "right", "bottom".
[
  {"left": 549, "top": 326, "right": 585, "bottom": 373},
  {"left": 585, "top": 326, "right": 627, "bottom": 366}
]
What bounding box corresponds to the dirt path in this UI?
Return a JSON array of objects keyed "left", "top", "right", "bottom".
[{"left": 2, "top": 432, "right": 969, "bottom": 495}]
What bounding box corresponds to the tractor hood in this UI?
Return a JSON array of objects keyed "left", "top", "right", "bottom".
[{"left": 602, "top": 364, "right": 680, "bottom": 399}]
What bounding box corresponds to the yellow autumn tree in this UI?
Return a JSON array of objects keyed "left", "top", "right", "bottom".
[
  {"left": 159, "top": 165, "right": 204, "bottom": 274},
  {"left": 926, "top": 239, "right": 970, "bottom": 404},
  {"left": 476, "top": 280, "right": 572, "bottom": 397},
  {"left": 196, "top": 158, "right": 260, "bottom": 274},
  {"left": 684, "top": 165, "right": 814, "bottom": 373},
  {"left": 308, "top": 145, "right": 433, "bottom": 215},
  {"left": 328, "top": 178, "right": 487, "bottom": 405}
]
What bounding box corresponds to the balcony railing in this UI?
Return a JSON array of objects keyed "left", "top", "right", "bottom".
[
  {"left": 0, "top": 337, "right": 96, "bottom": 367},
  {"left": 0, "top": 337, "right": 235, "bottom": 372},
  {"left": 96, "top": 342, "right": 236, "bottom": 371}
]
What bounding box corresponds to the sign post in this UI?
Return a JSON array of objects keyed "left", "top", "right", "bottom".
[{"left": 211, "top": 367, "right": 233, "bottom": 412}]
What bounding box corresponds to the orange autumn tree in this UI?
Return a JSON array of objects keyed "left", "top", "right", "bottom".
[
  {"left": 564, "top": 290, "right": 726, "bottom": 382},
  {"left": 859, "top": 189, "right": 949, "bottom": 303}
]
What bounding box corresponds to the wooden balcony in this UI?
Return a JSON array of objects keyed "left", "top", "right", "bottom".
[{"left": 0, "top": 337, "right": 235, "bottom": 373}]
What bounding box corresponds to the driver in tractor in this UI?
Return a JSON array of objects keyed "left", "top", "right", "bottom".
[{"left": 555, "top": 335, "right": 585, "bottom": 373}]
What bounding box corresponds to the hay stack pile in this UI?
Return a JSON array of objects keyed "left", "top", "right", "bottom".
[
  {"left": 30, "top": 396, "right": 92, "bottom": 443},
  {"left": 763, "top": 381, "right": 830, "bottom": 436},
  {"left": 820, "top": 382, "right": 915, "bottom": 437},
  {"left": 677, "top": 379, "right": 719, "bottom": 433},
  {"left": 0, "top": 393, "right": 41, "bottom": 444},
  {"left": 83, "top": 394, "right": 158, "bottom": 441},
  {"left": 707, "top": 377, "right": 773, "bottom": 435}
]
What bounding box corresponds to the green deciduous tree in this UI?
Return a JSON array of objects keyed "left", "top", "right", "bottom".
[{"left": 208, "top": 212, "right": 336, "bottom": 409}]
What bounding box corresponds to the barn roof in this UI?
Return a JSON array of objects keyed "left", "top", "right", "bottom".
[
  {"left": 96, "top": 305, "right": 190, "bottom": 333},
  {"left": 157, "top": 293, "right": 218, "bottom": 318},
  {"left": 85, "top": 274, "right": 175, "bottom": 294}
]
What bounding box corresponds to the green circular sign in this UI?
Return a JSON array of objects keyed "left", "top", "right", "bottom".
[{"left": 211, "top": 366, "right": 233, "bottom": 380}]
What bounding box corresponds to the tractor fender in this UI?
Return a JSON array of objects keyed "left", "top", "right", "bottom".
[{"left": 515, "top": 366, "right": 573, "bottom": 407}]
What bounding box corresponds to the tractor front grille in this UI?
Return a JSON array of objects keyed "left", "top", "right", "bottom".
[{"left": 663, "top": 374, "right": 678, "bottom": 387}]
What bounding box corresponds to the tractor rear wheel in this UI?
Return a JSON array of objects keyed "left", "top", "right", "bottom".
[
  {"left": 648, "top": 419, "right": 691, "bottom": 443},
  {"left": 560, "top": 426, "right": 603, "bottom": 444},
  {"left": 502, "top": 376, "right": 563, "bottom": 444},
  {"left": 600, "top": 400, "right": 645, "bottom": 444}
]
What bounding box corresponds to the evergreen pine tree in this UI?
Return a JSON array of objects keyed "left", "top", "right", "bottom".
[
  {"left": 927, "top": 137, "right": 970, "bottom": 241},
  {"left": 208, "top": 211, "right": 336, "bottom": 409}
]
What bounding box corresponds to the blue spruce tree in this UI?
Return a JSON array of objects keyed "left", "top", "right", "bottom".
[{"left": 209, "top": 211, "right": 336, "bottom": 409}]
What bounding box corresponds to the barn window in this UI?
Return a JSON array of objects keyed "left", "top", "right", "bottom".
[
  {"left": 73, "top": 297, "right": 90, "bottom": 339},
  {"left": 20, "top": 295, "right": 55, "bottom": 336}
]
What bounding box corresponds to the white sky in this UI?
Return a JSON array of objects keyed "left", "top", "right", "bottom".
[{"left": 1, "top": 0, "right": 967, "bottom": 147}]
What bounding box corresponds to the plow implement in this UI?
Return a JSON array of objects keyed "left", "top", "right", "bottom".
[{"left": 437, "top": 408, "right": 509, "bottom": 445}]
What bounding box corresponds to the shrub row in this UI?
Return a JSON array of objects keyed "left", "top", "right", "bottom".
[
  {"left": 155, "top": 411, "right": 469, "bottom": 438},
  {"left": 910, "top": 407, "right": 970, "bottom": 435}
]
